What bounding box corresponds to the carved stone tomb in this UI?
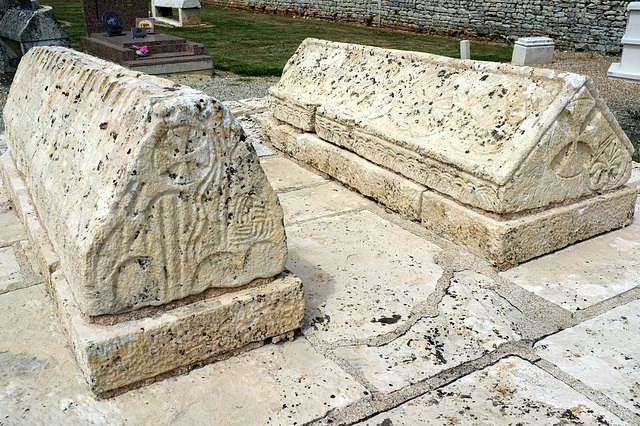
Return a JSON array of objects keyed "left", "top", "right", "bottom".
[
  {"left": 0, "top": 46, "right": 304, "bottom": 396},
  {"left": 264, "top": 38, "right": 636, "bottom": 269}
]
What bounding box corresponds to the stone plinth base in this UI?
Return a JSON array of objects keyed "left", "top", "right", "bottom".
[
  {"left": 607, "top": 61, "right": 640, "bottom": 83},
  {"left": 262, "top": 117, "right": 637, "bottom": 269},
  {"left": 511, "top": 36, "right": 554, "bottom": 66},
  {"left": 0, "top": 149, "right": 305, "bottom": 396}
]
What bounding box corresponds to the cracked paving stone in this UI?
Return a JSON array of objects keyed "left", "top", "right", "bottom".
[
  {"left": 0, "top": 286, "right": 369, "bottom": 425},
  {"left": 357, "top": 356, "right": 624, "bottom": 425},
  {"left": 535, "top": 299, "right": 640, "bottom": 416},
  {"left": 334, "top": 271, "right": 522, "bottom": 393},
  {"left": 286, "top": 210, "right": 443, "bottom": 345},
  {"left": 114, "top": 337, "right": 369, "bottom": 426},
  {"left": 501, "top": 202, "right": 640, "bottom": 313}
]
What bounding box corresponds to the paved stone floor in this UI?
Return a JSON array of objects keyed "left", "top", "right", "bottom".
[{"left": 1, "top": 100, "right": 640, "bottom": 425}]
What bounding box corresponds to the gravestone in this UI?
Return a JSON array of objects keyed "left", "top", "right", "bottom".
[
  {"left": 0, "top": 0, "right": 69, "bottom": 73},
  {"left": 265, "top": 38, "right": 636, "bottom": 269},
  {"left": 81, "top": 0, "right": 148, "bottom": 36},
  {"left": 81, "top": 0, "right": 212, "bottom": 74},
  {"left": 1, "top": 46, "right": 304, "bottom": 395}
]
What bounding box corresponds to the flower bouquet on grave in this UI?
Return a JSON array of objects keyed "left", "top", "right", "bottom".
[{"left": 132, "top": 45, "right": 149, "bottom": 57}]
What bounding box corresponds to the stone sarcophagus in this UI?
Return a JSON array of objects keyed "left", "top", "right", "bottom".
[
  {"left": 264, "top": 38, "right": 637, "bottom": 268},
  {"left": 0, "top": 46, "right": 304, "bottom": 395}
]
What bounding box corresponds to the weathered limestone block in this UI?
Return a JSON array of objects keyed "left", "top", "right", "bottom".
[
  {"left": 4, "top": 46, "right": 287, "bottom": 316},
  {"left": 270, "top": 38, "right": 634, "bottom": 214},
  {"left": 266, "top": 38, "right": 636, "bottom": 267}
]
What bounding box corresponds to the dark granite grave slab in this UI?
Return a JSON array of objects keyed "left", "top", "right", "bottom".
[
  {"left": 81, "top": 0, "right": 212, "bottom": 74},
  {"left": 82, "top": 32, "right": 212, "bottom": 74}
]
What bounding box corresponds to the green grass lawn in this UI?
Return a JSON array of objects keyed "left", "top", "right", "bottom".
[{"left": 42, "top": 1, "right": 512, "bottom": 76}]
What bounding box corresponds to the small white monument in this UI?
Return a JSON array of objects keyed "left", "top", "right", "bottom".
[
  {"left": 608, "top": 2, "right": 640, "bottom": 83},
  {"left": 511, "top": 37, "right": 555, "bottom": 66},
  {"left": 460, "top": 40, "right": 470, "bottom": 60},
  {"left": 152, "top": 0, "right": 201, "bottom": 27}
]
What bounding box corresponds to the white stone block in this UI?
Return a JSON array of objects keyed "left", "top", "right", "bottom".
[
  {"left": 460, "top": 40, "right": 470, "bottom": 60},
  {"left": 511, "top": 36, "right": 554, "bottom": 65}
]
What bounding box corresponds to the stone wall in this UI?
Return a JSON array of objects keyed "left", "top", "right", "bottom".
[{"left": 202, "top": 0, "right": 630, "bottom": 52}]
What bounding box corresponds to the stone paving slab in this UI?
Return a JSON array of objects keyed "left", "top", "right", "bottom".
[
  {"left": 333, "top": 271, "right": 523, "bottom": 394},
  {"left": 277, "top": 181, "right": 373, "bottom": 226},
  {"left": 0, "top": 283, "right": 368, "bottom": 425},
  {"left": 535, "top": 299, "right": 640, "bottom": 417},
  {"left": 286, "top": 210, "right": 443, "bottom": 345},
  {"left": 260, "top": 155, "right": 327, "bottom": 192},
  {"left": 501, "top": 202, "right": 640, "bottom": 313},
  {"left": 0, "top": 246, "right": 24, "bottom": 295},
  {"left": 357, "top": 357, "right": 625, "bottom": 425},
  {"left": 110, "top": 337, "right": 369, "bottom": 426},
  {"left": 0, "top": 187, "right": 26, "bottom": 247}
]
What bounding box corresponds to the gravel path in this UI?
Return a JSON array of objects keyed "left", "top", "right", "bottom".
[{"left": 1, "top": 52, "right": 639, "bottom": 154}]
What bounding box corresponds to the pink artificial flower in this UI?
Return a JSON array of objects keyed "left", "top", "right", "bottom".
[{"left": 132, "top": 45, "right": 149, "bottom": 53}]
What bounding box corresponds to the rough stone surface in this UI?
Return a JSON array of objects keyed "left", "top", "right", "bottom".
[
  {"left": 358, "top": 357, "right": 625, "bottom": 425},
  {"left": 536, "top": 300, "right": 640, "bottom": 416},
  {"left": 270, "top": 38, "right": 634, "bottom": 214},
  {"left": 334, "top": 271, "right": 523, "bottom": 393},
  {"left": 264, "top": 120, "right": 424, "bottom": 221},
  {"left": 0, "top": 6, "right": 68, "bottom": 44},
  {"left": 2, "top": 93, "right": 640, "bottom": 424},
  {"left": 502, "top": 202, "right": 640, "bottom": 312},
  {"left": 287, "top": 210, "right": 443, "bottom": 345},
  {"left": 4, "top": 47, "right": 287, "bottom": 316},
  {"left": 420, "top": 185, "right": 637, "bottom": 268},
  {"left": 51, "top": 269, "right": 305, "bottom": 396},
  {"left": 0, "top": 5, "right": 69, "bottom": 73}
]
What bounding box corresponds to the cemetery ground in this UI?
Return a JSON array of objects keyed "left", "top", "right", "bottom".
[
  {"left": 1, "top": 5, "right": 640, "bottom": 426},
  {"left": 1, "top": 91, "right": 639, "bottom": 423}
]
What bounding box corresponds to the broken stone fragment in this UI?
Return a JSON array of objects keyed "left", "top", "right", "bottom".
[{"left": 4, "top": 46, "right": 287, "bottom": 316}]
